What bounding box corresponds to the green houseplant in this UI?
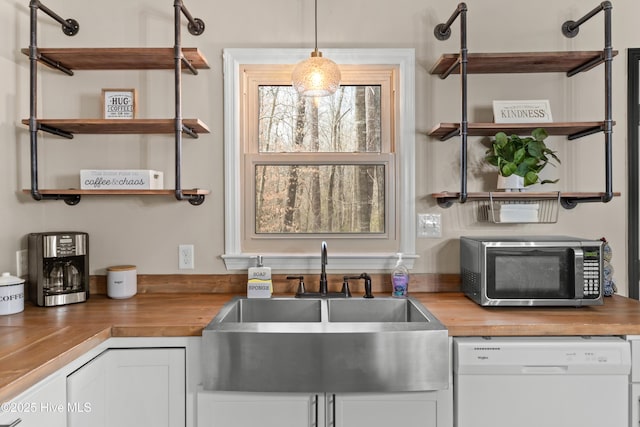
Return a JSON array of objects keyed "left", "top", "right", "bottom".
[{"left": 485, "top": 127, "right": 560, "bottom": 187}]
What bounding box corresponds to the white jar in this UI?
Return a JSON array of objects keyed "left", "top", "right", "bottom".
[
  {"left": 0, "top": 272, "right": 25, "bottom": 315},
  {"left": 107, "top": 265, "right": 137, "bottom": 299}
]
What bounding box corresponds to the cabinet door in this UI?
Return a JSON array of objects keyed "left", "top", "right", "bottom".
[
  {"left": 332, "top": 392, "right": 449, "bottom": 427},
  {"left": 67, "top": 347, "right": 185, "bottom": 427},
  {"left": 0, "top": 372, "right": 66, "bottom": 427},
  {"left": 197, "top": 391, "right": 320, "bottom": 427},
  {"left": 632, "top": 384, "right": 640, "bottom": 427}
]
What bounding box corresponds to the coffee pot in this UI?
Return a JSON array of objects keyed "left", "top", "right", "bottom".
[{"left": 46, "top": 261, "right": 81, "bottom": 293}]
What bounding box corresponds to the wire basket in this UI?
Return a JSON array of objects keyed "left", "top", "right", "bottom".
[{"left": 476, "top": 192, "right": 560, "bottom": 224}]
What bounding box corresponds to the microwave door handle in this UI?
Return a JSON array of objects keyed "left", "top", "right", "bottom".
[{"left": 574, "top": 248, "right": 584, "bottom": 298}]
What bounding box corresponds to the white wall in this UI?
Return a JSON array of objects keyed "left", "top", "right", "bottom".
[{"left": 1, "top": 0, "right": 638, "bottom": 294}]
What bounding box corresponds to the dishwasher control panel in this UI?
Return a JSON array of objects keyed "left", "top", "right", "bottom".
[{"left": 454, "top": 336, "right": 631, "bottom": 375}]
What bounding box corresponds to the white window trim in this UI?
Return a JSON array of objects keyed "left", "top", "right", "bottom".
[{"left": 222, "top": 48, "right": 416, "bottom": 271}]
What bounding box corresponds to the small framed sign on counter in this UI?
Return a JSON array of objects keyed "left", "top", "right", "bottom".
[
  {"left": 493, "top": 100, "right": 552, "bottom": 124},
  {"left": 102, "top": 88, "right": 137, "bottom": 119}
]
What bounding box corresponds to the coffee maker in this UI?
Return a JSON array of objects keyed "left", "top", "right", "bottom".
[{"left": 28, "top": 232, "right": 89, "bottom": 307}]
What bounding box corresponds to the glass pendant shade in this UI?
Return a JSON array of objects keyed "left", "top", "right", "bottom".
[
  {"left": 292, "top": 50, "right": 341, "bottom": 97},
  {"left": 292, "top": 0, "right": 341, "bottom": 97}
]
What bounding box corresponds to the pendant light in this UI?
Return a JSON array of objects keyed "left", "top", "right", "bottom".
[{"left": 292, "top": 0, "right": 341, "bottom": 97}]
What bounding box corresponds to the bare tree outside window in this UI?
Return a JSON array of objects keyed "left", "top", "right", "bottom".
[{"left": 256, "top": 85, "right": 384, "bottom": 234}]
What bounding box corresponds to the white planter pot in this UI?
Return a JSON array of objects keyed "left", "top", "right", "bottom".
[{"left": 496, "top": 174, "right": 525, "bottom": 192}]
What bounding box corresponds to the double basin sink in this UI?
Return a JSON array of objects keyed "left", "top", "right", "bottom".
[{"left": 202, "top": 296, "right": 448, "bottom": 393}]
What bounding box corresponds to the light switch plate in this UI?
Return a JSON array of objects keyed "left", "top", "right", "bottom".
[
  {"left": 179, "top": 244, "right": 194, "bottom": 269},
  {"left": 417, "top": 213, "right": 442, "bottom": 238},
  {"left": 16, "top": 249, "right": 28, "bottom": 277}
]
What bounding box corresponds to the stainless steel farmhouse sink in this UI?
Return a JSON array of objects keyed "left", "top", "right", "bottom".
[
  {"left": 202, "top": 296, "right": 448, "bottom": 393},
  {"left": 217, "top": 297, "right": 323, "bottom": 323},
  {"left": 326, "top": 298, "right": 431, "bottom": 323}
]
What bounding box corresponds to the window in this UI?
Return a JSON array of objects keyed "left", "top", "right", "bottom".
[
  {"left": 247, "top": 66, "right": 394, "bottom": 238},
  {"left": 222, "top": 49, "right": 416, "bottom": 271}
]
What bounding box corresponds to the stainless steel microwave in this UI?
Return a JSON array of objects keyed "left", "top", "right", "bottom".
[{"left": 460, "top": 236, "right": 603, "bottom": 307}]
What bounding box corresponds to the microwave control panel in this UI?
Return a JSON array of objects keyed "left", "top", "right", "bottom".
[{"left": 582, "top": 247, "right": 601, "bottom": 297}]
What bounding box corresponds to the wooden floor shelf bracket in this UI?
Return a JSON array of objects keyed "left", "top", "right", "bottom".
[
  {"left": 37, "top": 52, "right": 74, "bottom": 75},
  {"left": 433, "top": 2, "right": 469, "bottom": 204},
  {"left": 564, "top": 1, "right": 615, "bottom": 206},
  {"left": 172, "top": 0, "right": 206, "bottom": 205},
  {"left": 26, "top": 0, "right": 208, "bottom": 205},
  {"left": 182, "top": 124, "right": 198, "bottom": 139},
  {"left": 560, "top": 195, "right": 609, "bottom": 210},
  {"left": 37, "top": 123, "right": 73, "bottom": 139},
  {"left": 34, "top": 193, "right": 82, "bottom": 206},
  {"left": 28, "top": 1, "right": 77, "bottom": 204},
  {"left": 431, "top": 2, "right": 615, "bottom": 210},
  {"left": 568, "top": 125, "right": 605, "bottom": 140}
]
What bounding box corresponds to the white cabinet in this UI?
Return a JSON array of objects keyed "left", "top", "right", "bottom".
[
  {"left": 631, "top": 385, "right": 640, "bottom": 427},
  {"left": 0, "top": 371, "right": 66, "bottom": 427},
  {"left": 628, "top": 336, "right": 640, "bottom": 427},
  {"left": 0, "top": 337, "right": 199, "bottom": 427},
  {"left": 197, "top": 392, "right": 320, "bottom": 427},
  {"left": 67, "top": 347, "right": 186, "bottom": 427},
  {"left": 333, "top": 392, "right": 449, "bottom": 427},
  {"left": 197, "top": 390, "right": 452, "bottom": 427}
]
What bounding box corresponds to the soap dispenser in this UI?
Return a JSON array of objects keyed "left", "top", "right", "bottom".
[
  {"left": 247, "top": 255, "right": 272, "bottom": 298},
  {"left": 391, "top": 253, "right": 410, "bottom": 297}
]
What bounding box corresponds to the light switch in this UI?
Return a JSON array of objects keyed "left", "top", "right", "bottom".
[{"left": 417, "top": 213, "right": 442, "bottom": 238}]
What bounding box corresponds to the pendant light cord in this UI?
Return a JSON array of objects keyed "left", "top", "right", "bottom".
[{"left": 314, "top": 0, "right": 318, "bottom": 52}]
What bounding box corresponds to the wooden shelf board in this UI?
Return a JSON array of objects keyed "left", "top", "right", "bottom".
[
  {"left": 429, "top": 51, "right": 617, "bottom": 76},
  {"left": 22, "top": 47, "right": 210, "bottom": 71},
  {"left": 431, "top": 191, "right": 620, "bottom": 201},
  {"left": 428, "top": 122, "right": 609, "bottom": 140},
  {"left": 22, "top": 118, "right": 210, "bottom": 135},
  {"left": 22, "top": 189, "right": 210, "bottom": 196}
]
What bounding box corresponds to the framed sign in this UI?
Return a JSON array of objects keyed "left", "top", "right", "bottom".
[
  {"left": 493, "top": 100, "right": 553, "bottom": 124},
  {"left": 102, "top": 88, "right": 137, "bottom": 119}
]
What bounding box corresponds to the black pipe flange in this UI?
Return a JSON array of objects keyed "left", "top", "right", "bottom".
[
  {"left": 187, "top": 18, "right": 205, "bottom": 36},
  {"left": 62, "top": 18, "right": 79, "bottom": 36}
]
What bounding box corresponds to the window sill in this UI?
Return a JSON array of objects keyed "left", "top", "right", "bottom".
[{"left": 222, "top": 253, "right": 417, "bottom": 272}]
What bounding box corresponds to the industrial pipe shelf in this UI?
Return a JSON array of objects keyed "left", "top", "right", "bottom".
[
  {"left": 429, "top": 1, "right": 615, "bottom": 209},
  {"left": 25, "top": 0, "right": 209, "bottom": 206}
]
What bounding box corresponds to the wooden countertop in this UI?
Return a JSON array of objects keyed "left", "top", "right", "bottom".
[
  {"left": 2, "top": 292, "right": 640, "bottom": 403},
  {"left": 0, "top": 294, "right": 225, "bottom": 403},
  {"left": 416, "top": 293, "right": 640, "bottom": 336}
]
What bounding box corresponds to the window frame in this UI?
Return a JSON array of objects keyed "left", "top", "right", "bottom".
[
  {"left": 222, "top": 48, "right": 416, "bottom": 271},
  {"left": 244, "top": 65, "right": 395, "bottom": 242}
]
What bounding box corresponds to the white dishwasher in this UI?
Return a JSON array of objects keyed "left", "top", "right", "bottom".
[{"left": 454, "top": 336, "right": 630, "bottom": 427}]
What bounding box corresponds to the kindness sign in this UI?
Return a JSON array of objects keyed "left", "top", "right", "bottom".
[{"left": 493, "top": 100, "right": 553, "bottom": 124}]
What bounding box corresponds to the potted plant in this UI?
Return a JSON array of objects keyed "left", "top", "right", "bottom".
[{"left": 485, "top": 127, "right": 560, "bottom": 190}]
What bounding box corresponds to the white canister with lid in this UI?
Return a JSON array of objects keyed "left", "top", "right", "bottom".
[
  {"left": 107, "top": 265, "right": 137, "bottom": 299},
  {"left": 0, "top": 272, "right": 25, "bottom": 315}
]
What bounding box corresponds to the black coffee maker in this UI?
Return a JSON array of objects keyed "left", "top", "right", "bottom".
[{"left": 28, "top": 232, "right": 89, "bottom": 307}]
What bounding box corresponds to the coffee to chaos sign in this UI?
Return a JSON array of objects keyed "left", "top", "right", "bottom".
[
  {"left": 102, "top": 88, "right": 137, "bottom": 119},
  {"left": 493, "top": 100, "right": 553, "bottom": 124}
]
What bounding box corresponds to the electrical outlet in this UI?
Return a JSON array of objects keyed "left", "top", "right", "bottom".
[
  {"left": 417, "top": 213, "right": 442, "bottom": 238},
  {"left": 16, "top": 249, "right": 28, "bottom": 277},
  {"left": 178, "top": 244, "right": 194, "bottom": 269}
]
